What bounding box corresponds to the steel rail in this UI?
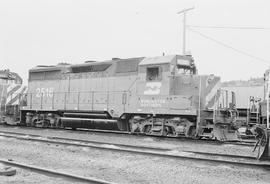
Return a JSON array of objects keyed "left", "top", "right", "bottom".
[
  {"left": 0, "top": 131, "right": 269, "bottom": 169},
  {"left": 54, "top": 127, "right": 257, "bottom": 147},
  {"left": 0, "top": 159, "right": 115, "bottom": 184},
  {"left": 0, "top": 130, "right": 171, "bottom": 152},
  {"left": 1, "top": 124, "right": 255, "bottom": 147},
  {"left": 184, "top": 150, "right": 255, "bottom": 159}
]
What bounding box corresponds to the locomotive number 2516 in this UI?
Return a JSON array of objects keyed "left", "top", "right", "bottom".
[{"left": 36, "top": 88, "right": 54, "bottom": 98}]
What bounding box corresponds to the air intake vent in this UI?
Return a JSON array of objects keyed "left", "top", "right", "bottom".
[
  {"left": 71, "top": 63, "right": 111, "bottom": 73},
  {"left": 84, "top": 61, "right": 96, "bottom": 63}
]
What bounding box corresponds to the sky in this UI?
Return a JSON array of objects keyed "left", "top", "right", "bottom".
[{"left": 0, "top": 0, "right": 270, "bottom": 83}]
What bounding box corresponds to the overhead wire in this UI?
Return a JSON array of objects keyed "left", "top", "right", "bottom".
[
  {"left": 187, "top": 25, "right": 270, "bottom": 30},
  {"left": 187, "top": 27, "right": 270, "bottom": 64}
]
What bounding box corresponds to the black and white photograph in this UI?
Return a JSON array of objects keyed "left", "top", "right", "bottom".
[{"left": 0, "top": 0, "right": 270, "bottom": 183}]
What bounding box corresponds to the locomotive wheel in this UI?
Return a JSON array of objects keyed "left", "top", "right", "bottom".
[
  {"left": 256, "top": 132, "right": 267, "bottom": 159},
  {"left": 142, "top": 125, "right": 152, "bottom": 134},
  {"left": 41, "top": 120, "right": 49, "bottom": 128},
  {"left": 31, "top": 119, "right": 37, "bottom": 127},
  {"left": 163, "top": 126, "right": 176, "bottom": 137},
  {"left": 252, "top": 126, "right": 268, "bottom": 159},
  {"left": 188, "top": 126, "right": 198, "bottom": 139}
]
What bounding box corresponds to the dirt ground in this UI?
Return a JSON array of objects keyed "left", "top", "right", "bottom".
[
  {"left": 0, "top": 163, "right": 81, "bottom": 184},
  {"left": 0, "top": 126, "right": 269, "bottom": 184}
]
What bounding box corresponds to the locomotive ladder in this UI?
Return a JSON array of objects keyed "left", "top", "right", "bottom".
[{"left": 247, "top": 97, "right": 260, "bottom": 125}]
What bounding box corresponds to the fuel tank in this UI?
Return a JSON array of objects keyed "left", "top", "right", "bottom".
[{"left": 60, "top": 117, "right": 121, "bottom": 130}]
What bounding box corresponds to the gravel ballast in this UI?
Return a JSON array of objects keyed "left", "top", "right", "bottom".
[{"left": 0, "top": 126, "right": 269, "bottom": 183}]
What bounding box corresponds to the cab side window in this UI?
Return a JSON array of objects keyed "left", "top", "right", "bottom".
[{"left": 146, "top": 67, "right": 162, "bottom": 81}]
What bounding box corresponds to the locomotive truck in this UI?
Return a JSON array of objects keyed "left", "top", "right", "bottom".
[{"left": 19, "top": 54, "right": 239, "bottom": 141}]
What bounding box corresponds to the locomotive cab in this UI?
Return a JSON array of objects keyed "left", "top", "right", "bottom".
[{"left": 134, "top": 55, "right": 198, "bottom": 116}]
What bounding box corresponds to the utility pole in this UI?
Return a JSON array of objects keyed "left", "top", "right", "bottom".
[
  {"left": 267, "top": 68, "right": 270, "bottom": 129},
  {"left": 177, "top": 7, "right": 194, "bottom": 55}
]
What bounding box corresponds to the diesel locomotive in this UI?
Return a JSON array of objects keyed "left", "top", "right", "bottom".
[
  {"left": 18, "top": 54, "right": 239, "bottom": 141},
  {"left": 0, "top": 69, "right": 27, "bottom": 123}
]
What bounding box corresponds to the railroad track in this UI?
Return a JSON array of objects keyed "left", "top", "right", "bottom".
[
  {"left": 0, "top": 159, "right": 115, "bottom": 184},
  {"left": 0, "top": 130, "right": 269, "bottom": 169},
  {"left": 1, "top": 124, "right": 256, "bottom": 147}
]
